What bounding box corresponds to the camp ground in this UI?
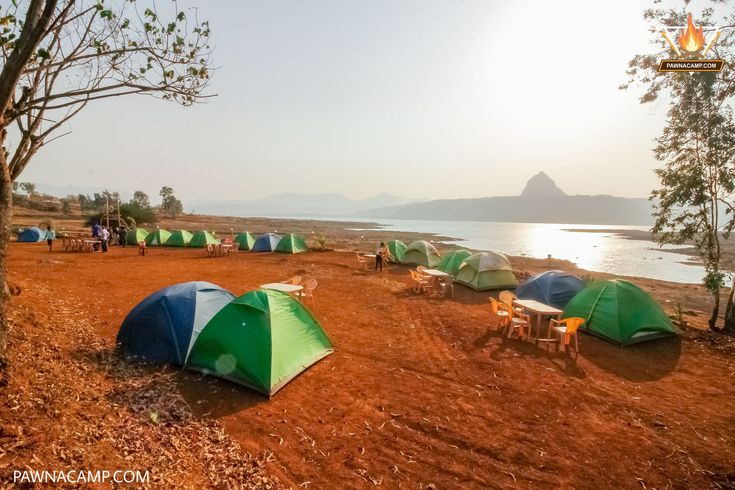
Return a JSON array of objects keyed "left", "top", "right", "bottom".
[{"left": 7, "top": 234, "right": 732, "bottom": 489}]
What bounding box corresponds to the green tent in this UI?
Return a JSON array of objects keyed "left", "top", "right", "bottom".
[
  {"left": 276, "top": 234, "right": 308, "bottom": 254},
  {"left": 235, "top": 231, "right": 255, "bottom": 251},
  {"left": 189, "top": 230, "right": 219, "bottom": 248},
  {"left": 455, "top": 251, "right": 518, "bottom": 291},
  {"left": 166, "top": 229, "right": 193, "bottom": 247},
  {"left": 145, "top": 229, "right": 171, "bottom": 246},
  {"left": 186, "top": 289, "right": 334, "bottom": 397},
  {"left": 126, "top": 228, "right": 149, "bottom": 245},
  {"left": 437, "top": 249, "right": 472, "bottom": 276},
  {"left": 403, "top": 240, "right": 441, "bottom": 267},
  {"left": 387, "top": 240, "right": 407, "bottom": 263},
  {"left": 562, "top": 279, "right": 677, "bottom": 345}
]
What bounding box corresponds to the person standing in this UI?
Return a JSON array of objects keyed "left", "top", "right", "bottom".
[
  {"left": 375, "top": 242, "right": 388, "bottom": 272},
  {"left": 45, "top": 225, "right": 55, "bottom": 252},
  {"left": 92, "top": 222, "right": 101, "bottom": 251},
  {"left": 118, "top": 227, "right": 127, "bottom": 247},
  {"left": 100, "top": 226, "right": 110, "bottom": 252}
]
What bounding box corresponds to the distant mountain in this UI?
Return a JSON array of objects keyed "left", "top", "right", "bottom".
[
  {"left": 188, "top": 192, "right": 422, "bottom": 217},
  {"left": 520, "top": 171, "right": 566, "bottom": 198},
  {"left": 354, "top": 172, "right": 654, "bottom": 226}
]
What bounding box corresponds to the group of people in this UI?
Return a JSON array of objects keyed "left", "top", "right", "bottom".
[
  {"left": 90, "top": 223, "right": 128, "bottom": 251},
  {"left": 38, "top": 222, "right": 131, "bottom": 253}
]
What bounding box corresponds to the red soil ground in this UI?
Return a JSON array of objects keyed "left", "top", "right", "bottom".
[{"left": 3, "top": 243, "right": 735, "bottom": 489}]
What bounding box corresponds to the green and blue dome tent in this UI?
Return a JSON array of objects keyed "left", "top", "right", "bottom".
[
  {"left": 187, "top": 289, "right": 334, "bottom": 397},
  {"left": 116, "top": 281, "right": 235, "bottom": 365}
]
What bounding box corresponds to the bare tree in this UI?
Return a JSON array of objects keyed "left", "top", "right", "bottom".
[{"left": 0, "top": 0, "right": 212, "bottom": 379}]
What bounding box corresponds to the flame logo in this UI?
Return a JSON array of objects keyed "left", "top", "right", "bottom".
[{"left": 678, "top": 13, "right": 705, "bottom": 53}]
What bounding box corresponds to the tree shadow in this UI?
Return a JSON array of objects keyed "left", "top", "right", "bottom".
[{"left": 580, "top": 334, "right": 682, "bottom": 382}]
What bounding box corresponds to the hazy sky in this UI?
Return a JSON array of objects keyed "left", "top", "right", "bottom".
[{"left": 20, "top": 0, "right": 699, "bottom": 202}]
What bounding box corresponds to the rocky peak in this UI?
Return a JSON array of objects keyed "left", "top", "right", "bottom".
[{"left": 520, "top": 172, "right": 566, "bottom": 198}]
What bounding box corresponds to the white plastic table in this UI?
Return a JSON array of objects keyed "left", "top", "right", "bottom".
[
  {"left": 421, "top": 269, "right": 453, "bottom": 297},
  {"left": 260, "top": 283, "right": 304, "bottom": 294},
  {"left": 513, "top": 299, "right": 562, "bottom": 341},
  {"left": 421, "top": 269, "right": 450, "bottom": 278}
]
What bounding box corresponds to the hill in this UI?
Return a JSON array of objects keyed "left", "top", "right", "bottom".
[{"left": 354, "top": 172, "right": 654, "bottom": 225}]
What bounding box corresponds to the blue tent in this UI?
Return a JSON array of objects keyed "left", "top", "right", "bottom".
[
  {"left": 516, "top": 270, "right": 585, "bottom": 309},
  {"left": 116, "top": 281, "right": 235, "bottom": 365},
  {"left": 252, "top": 233, "right": 282, "bottom": 252},
  {"left": 18, "top": 227, "right": 45, "bottom": 242}
]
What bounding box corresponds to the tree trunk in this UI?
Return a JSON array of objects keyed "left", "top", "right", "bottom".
[
  {"left": 0, "top": 158, "right": 13, "bottom": 383},
  {"left": 724, "top": 286, "right": 735, "bottom": 335},
  {"left": 708, "top": 289, "right": 720, "bottom": 331}
]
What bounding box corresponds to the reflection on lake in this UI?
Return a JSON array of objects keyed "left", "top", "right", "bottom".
[{"left": 353, "top": 219, "right": 710, "bottom": 285}]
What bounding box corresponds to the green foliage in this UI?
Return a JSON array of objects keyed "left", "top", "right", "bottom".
[
  {"left": 159, "top": 186, "right": 183, "bottom": 218},
  {"left": 624, "top": 1, "right": 735, "bottom": 332},
  {"left": 61, "top": 199, "right": 72, "bottom": 216},
  {"left": 672, "top": 302, "right": 688, "bottom": 328},
  {"left": 19, "top": 182, "right": 35, "bottom": 196},
  {"left": 132, "top": 191, "right": 150, "bottom": 208},
  {"left": 312, "top": 233, "right": 328, "bottom": 251}
]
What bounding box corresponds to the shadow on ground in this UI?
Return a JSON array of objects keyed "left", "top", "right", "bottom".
[
  {"left": 581, "top": 334, "right": 682, "bottom": 382},
  {"left": 71, "top": 346, "right": 266, "bottom": 418},
  {"left": 173, "top": 371, "right": 267, "bottom": 418}
]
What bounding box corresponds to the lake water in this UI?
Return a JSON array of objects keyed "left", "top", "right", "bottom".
[{"left": 344, "top": 218, "right": 711, "bottom": 285}]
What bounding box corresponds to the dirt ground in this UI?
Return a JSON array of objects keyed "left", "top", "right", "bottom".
[{"left": 2, "top": 242, "right": 735, "bottom": 489}]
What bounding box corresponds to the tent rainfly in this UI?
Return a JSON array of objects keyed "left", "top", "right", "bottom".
[
  {"left": 145, "top": 229, "right": 171, "bottom": 246},
  {"left": 402, "top": 240, "right": 442, "bottom": 268},
  {"left": 387, "top": 240, "right": 407, "bottom": 264},
  {"left": 437, "top": 249, "right": 472, "bottom": 276},
  {"left": 186, "top": 289, "right": 334, "bottom": 397},
  {"left": 17, "top": 227, "right": 45, "bottom": 242},
  {"left": 454, "top": 251, "right": 518, "bottom": 291},
  {"left": 276, "top": 234, "right": 308, "bottom": 254},
  {"left": 126, "top": 228, "right": 149, "bottom": 245},
  {"left": 116, "top": 281, "right": 235, "bottom": 365},
  {"left": 189, "top": 230, "right": 219, "bottom": 248},
  {"left": 516, "top": 270, "right": 585, "bottom": 309},
  {"left": 166, "top": 230, "right": 193, "bottom": 247},
  {"left": 252, "top": 233, "right": 281, "bottom": 252},
  {"left": 562, "top": 279, "right": 677, "bottom": 345},
  {"left": 235, "top": 231, "right": 256, "bottom": 251}
]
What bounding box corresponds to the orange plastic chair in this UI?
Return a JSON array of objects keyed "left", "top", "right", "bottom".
[
  {"left": 488, "top": 297, "right": 509, "bottom": 330},
  {"left": 499, "top": 303, "right": 531, "bottom": 339},
  {"left": 298, "top": 278, "right": 318, "bottom": 307},
  {"left": 410, "top": 270, "right": 431, "bottom": 294},
  {"left": 499, "top": 290, "right": 524, "bottom": 313},
  {"left": 549, "top": 317, "right": 584, "bottom": 353},
  {"left": 282, "top": 275, "right": 302, "bottom": 285}
]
